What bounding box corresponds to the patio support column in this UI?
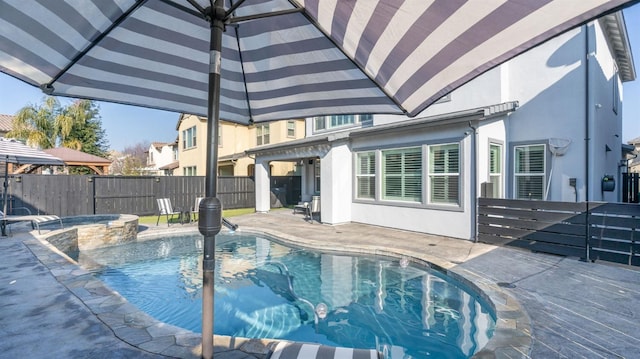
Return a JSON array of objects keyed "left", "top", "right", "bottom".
[
  {"left": 255, "top": 159, "right": 271, "bottom": 212},
  {"left": 322, "top": 141, "right": 352, "bottom": 224},
  {"left": 201, "top": 1, "right": 224, "bottom": 358}
]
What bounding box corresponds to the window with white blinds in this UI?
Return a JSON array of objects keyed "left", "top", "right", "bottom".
[
  {"left": 514, "top": 144, "right": 545, "bottom": 199},
  {"left": 256, "top": 124, "right": 270, "bottom": 145},
  {"left": 382, "top": 148, "right": 422, "bottom": 202},
  {"left": 182, "top": 126, "right": 196, "bottom": 149},
  {"left": 489, "top": 143, "right": 502, "bottom": 198},
  {"left": 429, "top": 143, "right": 460, "bottom": 204},
  {"left": 356, "top": 152, "right": 375, "bottom": 199}
]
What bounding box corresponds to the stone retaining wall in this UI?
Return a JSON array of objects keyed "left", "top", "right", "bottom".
[{"left": 43, "top": 214, "right": 139, "bottom": 254}]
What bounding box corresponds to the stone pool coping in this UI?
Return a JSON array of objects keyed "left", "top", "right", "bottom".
[{"left": 33, "top": 223, "right": 531, "bottom": 358}]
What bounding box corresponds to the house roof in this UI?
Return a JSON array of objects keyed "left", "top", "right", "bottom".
[
  {"left": 599, "top": 12, "right": 636, "bottom": 82},
  {"left": 0, "top": 114, "right": 14, "bottom": 132},
  {"left": 159, "top": 161, "right": 179, "bottom": 170},
  {"left": 246, "top": 101, "right": 519, "bottom": 156},
  {"left": 43, "top": 147, "right": 111, "bottom": 164},
  {"left": 628, "top": 136, "right": 640, "bottom": 145}
]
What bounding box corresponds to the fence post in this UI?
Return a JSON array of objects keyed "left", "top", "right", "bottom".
[
  {"left": 584, "top": 201, "right": 590, "bottom": 262},
  {"left": 91, "top": 176, "right": 96, "bottom": 214}
]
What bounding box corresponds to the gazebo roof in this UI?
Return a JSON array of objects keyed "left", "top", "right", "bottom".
[{"left": 44, "top": 147, "right": 111, "bottom": 175}]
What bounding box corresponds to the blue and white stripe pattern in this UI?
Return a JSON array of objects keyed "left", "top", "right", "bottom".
[
  {"left": 0, "top": 138, "right": 64, "bottom": 166},
  {"left": 0, "top": 0, "right": 634, "bottom": 123},
  {"left": 269, "top": 341, "right": 380, "bottom": 359}
]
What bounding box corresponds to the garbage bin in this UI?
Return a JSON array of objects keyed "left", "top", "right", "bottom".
[{"left": 311, "top": 196, "right": 320, "bottom": 214}]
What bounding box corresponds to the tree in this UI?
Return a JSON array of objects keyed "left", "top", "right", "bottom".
[
  {"left": 9, "top": 96, "right": 60, "bottom": 149},
  {"left": 9, "top": 97, "right": 111, "bottom": 174},
  {"left": 118, "top": 141, "right": 150, "bottom": 176},
  {"left": 9, "top": 97, "right": 109, "bottom": 150}
]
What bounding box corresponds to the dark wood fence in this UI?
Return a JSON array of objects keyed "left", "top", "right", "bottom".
[
  {"left": 622, "top": 172, "right": 639, "bottom": 203},
  {"left": 0, "top": 175, "right": 282, "bottom": 217},
  {"left": 478, "top": 198, "right": 640, "bottom": 266}
]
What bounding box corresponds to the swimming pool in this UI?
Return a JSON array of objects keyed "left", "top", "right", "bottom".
[{"left": 78, "top": 233, "right": 495, "bottom": 358}]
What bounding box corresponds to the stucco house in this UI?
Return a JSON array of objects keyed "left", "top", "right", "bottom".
[
  {"left": 145, "top": 141, "right": 178, "bottom": 176},
  {"left": 626, "top": 136, "right": 640, "bottom": 173},
  {"left": 176, "top": 114, "right": 305, "bottom": 176},
  {"left": 247, "top": 12, "right": 635, "bottom": 241}
]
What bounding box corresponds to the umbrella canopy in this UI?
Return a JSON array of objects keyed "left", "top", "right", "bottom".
[
  {"left": 0, "top": 0, "right": 636, "bottom": 123},
  {"left": 0, "top": 138, "right": 64, "bottom": 167},
  {"left": 1, "top": 1, "right": 637, "bottom": 357},
  {"left": 0, "top": 138, "right": 63, "bottom": 219}
]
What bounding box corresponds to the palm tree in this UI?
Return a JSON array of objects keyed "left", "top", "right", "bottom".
[
  {"left": 8, "top": 97, "right": 95, "bottom": 150},
  {"left": 9, "top": 96, "right": 60, "bottom": 149}
]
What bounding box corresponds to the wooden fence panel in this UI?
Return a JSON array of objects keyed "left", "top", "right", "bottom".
[
  {"left": 478, "top": 198, "right": 587, "bottom": 259},
  {"left": 218, "top": 176, "right": 255, "bottom": 209},
  {"left": 3, "top": 174, "right": 261, "bottom": 217},
  {"left": 478, "top": 198, "right": 640, "bottom": 266},
  {"left": 588, "top": 202, "right": 640, "bottom": 266}
]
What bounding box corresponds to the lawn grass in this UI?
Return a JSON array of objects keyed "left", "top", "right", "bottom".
[{"left": 138, "top": 207, "right": 255, "bottom": 225}]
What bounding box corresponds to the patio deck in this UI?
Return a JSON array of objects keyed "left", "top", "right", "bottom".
[{"left": 1, "top": 208, "right": 639, "bottom": 358}]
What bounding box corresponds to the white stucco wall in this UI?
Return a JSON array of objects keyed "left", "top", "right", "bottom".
[
  {"left": 505, "top": 23, "right": 623, "bottom": 202},
  {"left": 321, "top": 140, "right": 352, "bottom": 224},
  {"left": 476, "top": 119, "right": 507, "bottom": 196},
  {"left": 254, "top": 160, "right": 270, "bottom": 212},
  {"left": 506, "top": 26, "right": 587, "bottom": 202},
  {"left": 349, "top": 122, "right": 474, "bottom": 239}
]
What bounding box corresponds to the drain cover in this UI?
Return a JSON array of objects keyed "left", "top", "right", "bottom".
[{"left": 497, "top": 282, "right": 516, "bottom": 288}]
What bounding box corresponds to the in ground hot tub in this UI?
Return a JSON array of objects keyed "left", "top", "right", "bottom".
[{"left": 43, "top": 214, "right": 139, "bottom": 256}]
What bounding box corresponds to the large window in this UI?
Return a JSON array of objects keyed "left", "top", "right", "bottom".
[
  {"left": 314, "top": 114, "right": 372, "bottom": 132},
  {"left": 182, "top": 126, "right": 196, "bottom": 149},
  {"left": 382, "top": 147, "right": 422, "bottom": 202},
  {"left": 429, "top": 143, "right": 459, "bottom": 204},
  {"left": 287, "top": 120, "right": 296, "bottom": 138},
  {"left": 257, "top": 124, "right": 270, "bottom": 145},
  {"left": 489, "top": 143, "right": 502, "bottom": 198},
  {"left": 183, "top": 166, "right": 197, "bottom": 176},
  {"left": 356, "top": 152, "right": 376, "bottom": 199},
  {"left": 514, "top": 144, "right": 545, "bottom": 200},
  {"left": 314, "top": 159, "right": 321, "bottom": 194}
]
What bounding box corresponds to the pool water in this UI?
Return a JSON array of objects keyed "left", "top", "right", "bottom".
[{"left": 78, "top": 233, "right": 495, "bottom": 358}]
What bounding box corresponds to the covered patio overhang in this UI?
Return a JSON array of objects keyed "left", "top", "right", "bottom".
[{"left": 246, "top": 101, "right": 519, "bottom": 218}]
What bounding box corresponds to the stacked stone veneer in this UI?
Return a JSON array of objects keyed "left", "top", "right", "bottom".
[{"left": 44, "top": 215, "right": 139, "bottom": 254}]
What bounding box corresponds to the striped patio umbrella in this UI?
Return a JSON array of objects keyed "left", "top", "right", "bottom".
[
  {"left": 0, "top": 138, "right": 64, "bottom": 217},
  {"left": 0, "top": 1, "right": 636, "bottom": 357}
]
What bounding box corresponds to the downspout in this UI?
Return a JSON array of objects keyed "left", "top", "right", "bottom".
[
  {"left": 469, "top": 121, "right": 478, "bottom": 242},
  {"left": 584, "top": 24, "right": 591, "bottom": 262},
  {"left": 585, "top": 23, "right": 591, "bottom": 203}
]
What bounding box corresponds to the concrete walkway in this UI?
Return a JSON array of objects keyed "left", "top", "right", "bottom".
[{"left": 1, "top": 209, "right": 639, "bottom": 358}]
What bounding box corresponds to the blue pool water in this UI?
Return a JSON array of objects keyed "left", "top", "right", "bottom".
[{"left": 78, "top": 233, "right": 495, "bottom": 358}]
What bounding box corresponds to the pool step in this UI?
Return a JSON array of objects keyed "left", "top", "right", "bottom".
[{"left": 269, "top": 341, "right": 381, "bottom": 359}]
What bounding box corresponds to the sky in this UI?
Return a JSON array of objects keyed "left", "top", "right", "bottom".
[{"left": 1, "top": 4, "right": 640, "bottom": 151}]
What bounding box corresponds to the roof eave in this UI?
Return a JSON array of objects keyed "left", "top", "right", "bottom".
[{"left": 599, "top": 11, "right": 636, "bottom": 82}]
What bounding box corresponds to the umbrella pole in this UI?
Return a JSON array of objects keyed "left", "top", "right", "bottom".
[
  {"left": 2, "top": 159, "right": 8, "bottom": 236},
  {"left": 200, "top": 2, "right": 224, "bottom": 358}
]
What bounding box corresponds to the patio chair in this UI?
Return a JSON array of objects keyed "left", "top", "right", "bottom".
[
  {"left": 0, "top": 207, "right": 63, "bottom": 236},
  {"left": 190, "top": 197, "right": 204, "bottom": 223},
  {"left": 156, "top": 198, "right": 183, "bottom": 226},
  {"left": 293, "top": 196, "right": 311, "bottom": 218}
]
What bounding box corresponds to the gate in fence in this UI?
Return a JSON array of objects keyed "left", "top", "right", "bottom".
[{"left": 623, "top": 172, "right": 640, "bottom": 203}]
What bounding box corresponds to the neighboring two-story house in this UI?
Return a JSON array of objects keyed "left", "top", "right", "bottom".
[
  {"left": 247, "top": 13, "right": 635, "bottom": 241},
  {"left": 145, "top": 141, "right": 178, "bottom": 176},
  {"left": 176, "top": 114, "right": 305, "bottom": 176}
]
